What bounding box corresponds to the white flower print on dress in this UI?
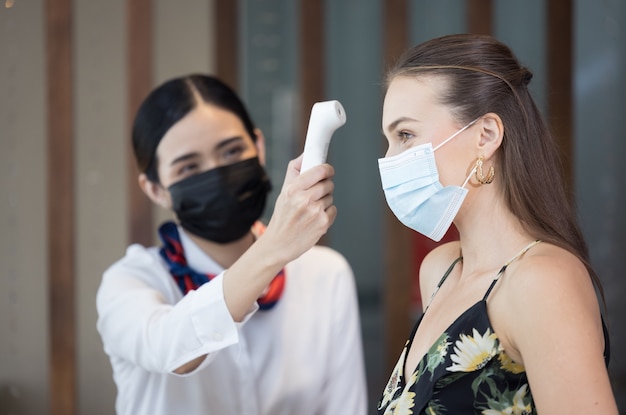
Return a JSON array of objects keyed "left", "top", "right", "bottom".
[{"left": 446, "top": 328, "right": 498, "bottom": 372}]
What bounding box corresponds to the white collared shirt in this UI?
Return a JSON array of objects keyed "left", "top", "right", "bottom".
[{"left": 96, "top": 226, "right": 367, "bottom": 415}]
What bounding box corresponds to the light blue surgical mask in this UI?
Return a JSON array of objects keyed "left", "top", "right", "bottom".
[{"left": 378, "top": 120, "right": 477, "bottom": 242}]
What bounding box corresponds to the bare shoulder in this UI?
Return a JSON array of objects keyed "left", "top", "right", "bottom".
[
  {"left": 502, "top": 242, "right": 599, "bottom": 316},
  {"left": 495, "top": 245, "right": 615, "bottom": 412},
  {"left": 496, "top": 241, "right": 605, "bottom": 364}
]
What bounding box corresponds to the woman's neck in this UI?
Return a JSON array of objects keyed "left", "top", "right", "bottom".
[
  {"left": 187, "top": 231, "right": 256, "bottom": 269},
  {"left": 454, "top": 187, "right": 535, "bottom": 277}
]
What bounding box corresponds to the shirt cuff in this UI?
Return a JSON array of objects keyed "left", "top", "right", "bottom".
[{"left": 177, "top": 272, "right": 258, "bottom": 374}]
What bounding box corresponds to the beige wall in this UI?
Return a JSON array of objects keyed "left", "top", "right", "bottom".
[
  {"left": 74, "top": 0, "right": 127, "bottom": 412},
  {"left": 152, "top": 0, "right": 215, "bottom": 231},
  {"left": 0, "top": 1, "right": 215, "bottom": 413},
  {"left": 0, "top": 1, "right": 47, "bottom": 414}
]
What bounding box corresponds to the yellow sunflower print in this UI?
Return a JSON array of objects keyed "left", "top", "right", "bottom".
[
  {"left": 446, "top": 328, "right": 498, "bottom": 372},
  {"left": 481, "top": 384, "right": 532, "bottom": 415},
  {"left": 497, "top": 347, "right": 525, "bottom": 375}
]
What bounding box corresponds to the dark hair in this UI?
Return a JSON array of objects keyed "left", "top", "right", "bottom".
[
  {"left": 386, "top": 34, "right": 603, "bottom": 297},
  {"left": 132, "top": 74, "right": 257, "bottom": 183}
]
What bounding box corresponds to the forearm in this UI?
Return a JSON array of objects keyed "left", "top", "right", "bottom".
[
  {"left": 173, "top": 354, "right": 207, "bottom": 374},
  {"left": 222, "top": 234, "right": 288, "bottom": 321}
]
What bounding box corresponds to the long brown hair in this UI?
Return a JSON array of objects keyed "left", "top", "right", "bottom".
[{"left": 386, "top": 34, "right": 604, "bottom": 298}]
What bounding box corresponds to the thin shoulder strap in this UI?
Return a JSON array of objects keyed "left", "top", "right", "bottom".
[
  {"left": 483, "top": 240, "right": 542, "bottom": 301},
  {"left": 423, "top": 256, "right": 463, "bottom": 313},
  {"left": 483, "top": 265, "right": 508, "bottom": 300}
]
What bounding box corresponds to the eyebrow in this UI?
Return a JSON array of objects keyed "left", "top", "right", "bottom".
[
  {"left": 169, "top": 152, "right": 200, "bottom": 167},
  {"left": 385, "top": 116, "right": 419, "bottom": 134},
  {"left": 168, "top": 136, "right": 245, "bottom": 167},
  {"left": 216, "top": 136, "right": 245, "bottom": 150}
]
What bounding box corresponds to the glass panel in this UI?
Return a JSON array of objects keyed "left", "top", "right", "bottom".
[
  {"left": 239, "top": 0, "right": 299, "bottom": 219},
  {"left": 325, "top": 1, "right": 385, "bottom": 411},
  {"left": 494, "top": 0, "right": 547, "bottom": 114},
  {"left": 575, "top": 0, "right": 626, "bottom": 409}
]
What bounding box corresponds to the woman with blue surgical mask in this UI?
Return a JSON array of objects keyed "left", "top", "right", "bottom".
[
  {"left": 379, "top": 117, "right": 479, "bottom": 242},
  {"left": 377, "top": 34, "right": 617, "bottom": 415}
]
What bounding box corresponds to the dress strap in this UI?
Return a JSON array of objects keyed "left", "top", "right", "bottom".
[
  {"left": 483, "top": 240, "right": 542, "bottom": 301},
  {"left": 423, "top": 256, "right": 463, "bottom": 313}
]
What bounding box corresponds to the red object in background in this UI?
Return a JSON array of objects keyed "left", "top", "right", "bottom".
[{"left": 410, "top": 225, "right": 460, "bottom": 314}]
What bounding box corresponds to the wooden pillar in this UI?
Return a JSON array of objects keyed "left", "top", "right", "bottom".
[
  {"left": 214, "top": 0, "right": 239, "bottom": 90},
  {"left": 46, "top": 0, "right": 76, "bottom": 413},
  {"left": 127, "top": 0, "right": 154, "bottom": 245},
  {"left": 547, "top": 0, "right": 573, "bottom": 192},
  {"left": 382, "top": 0, "right": 412, "bottom": 374},
  {"left": 297, "top": 0, "right": 326, "bottom": 243},
  {"left": 467, "top": 0, "right": 493, "bottom": 34},
  {"left": 298, "top": 0, "right": 325, "bottom": 149}
]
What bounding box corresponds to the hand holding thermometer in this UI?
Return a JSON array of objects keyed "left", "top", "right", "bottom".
[{"left": 300, "top": 100, "right": 346, "bottom": 173}]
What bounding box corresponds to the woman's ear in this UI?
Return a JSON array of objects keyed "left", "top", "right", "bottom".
[
  {"left": 476, "top": 112, "right": 504, "bottom": 159},
  {"left": 138, "top": 173, "right": 171, "bottom": 209},
  {"left": 253, "top": 128, "right": 267, "bottom": 166}
]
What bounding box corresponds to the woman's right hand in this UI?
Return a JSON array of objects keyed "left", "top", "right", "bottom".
[
  {"left": 263, "top": 154, "right": 337, "bottom": 264},
  {"left": 222, "top": 154, "right": 337, "bottom": 321}
]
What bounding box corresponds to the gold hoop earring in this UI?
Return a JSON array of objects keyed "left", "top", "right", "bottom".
[{"left": 475, "top": 156, "right": 494, "bottom": 184}]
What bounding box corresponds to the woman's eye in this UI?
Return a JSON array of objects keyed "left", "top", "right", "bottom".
[
  {"left": 397, "top": 131, "right": 414, "bottom": 143},
  {"left": 222, "top": 145, "right": 245, "bottom": 160},
  {"left": 177, "top": 163, "right": 199, "bottom": 176}
]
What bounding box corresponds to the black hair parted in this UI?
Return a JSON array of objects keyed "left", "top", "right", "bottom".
[{"left": 131, "top": 74, "right": 257, "bottom": 183}]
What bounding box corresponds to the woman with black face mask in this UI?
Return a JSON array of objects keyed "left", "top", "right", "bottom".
[{"left": 96, "top": 74, "right": 367, "bottom": 415}]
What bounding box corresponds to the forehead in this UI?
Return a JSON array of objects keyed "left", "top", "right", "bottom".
[
  {"left": 156, "top": 103, "right": 248, "bottom": 159},
  {"left": 382, "top": 75, "right": 448, "bottom": 128}
]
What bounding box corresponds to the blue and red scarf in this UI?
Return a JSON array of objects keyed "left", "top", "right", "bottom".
[{"left": 158, "top": 221, "right": 285, "bottom": 310}]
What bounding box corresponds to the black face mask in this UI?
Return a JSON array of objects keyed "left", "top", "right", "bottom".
[{"left": 168, "top": 157, "right": 271, "bottom": 244}]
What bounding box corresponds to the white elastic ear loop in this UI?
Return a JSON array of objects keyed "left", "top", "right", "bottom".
[
  {"left": 461, "top": 167, "right": 476, "bottom": 189},
  {"left": 433, "top": 118, "right": 479, "bottom": 152}
]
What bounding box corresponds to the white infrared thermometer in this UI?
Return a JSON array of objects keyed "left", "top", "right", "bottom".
[{"left": 300, "top": 100, "right": 346, "bottom": 173}]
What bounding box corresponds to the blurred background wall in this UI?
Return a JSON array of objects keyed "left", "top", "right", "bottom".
[{"left": 1, "top": 1, "right": 624, "bottom": 414}]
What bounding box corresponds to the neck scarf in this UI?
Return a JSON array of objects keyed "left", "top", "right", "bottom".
[{"left": 158, "top": 221, "right": 285, "bottom": 310}]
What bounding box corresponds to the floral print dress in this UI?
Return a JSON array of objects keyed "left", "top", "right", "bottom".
[
  {"left": 378, "top": 243, "right": 540, "bottom": 415},
  {"left": 378, "top": 241, "right": 610, "bottom": 415}
]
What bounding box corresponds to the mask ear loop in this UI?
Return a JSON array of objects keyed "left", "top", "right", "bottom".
[
  {"left": 461, "top": 166, "right": 476, "bottom": 189},
  {"left": 432, "top": 117, "right": 481, "bottom": 190},
  {"left": 433, "top": 118, "right": 480, "bottom": 152}
]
